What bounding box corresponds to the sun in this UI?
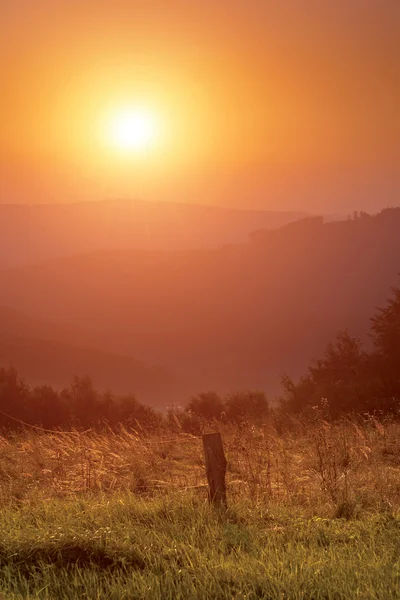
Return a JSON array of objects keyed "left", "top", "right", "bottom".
[{"left": 107, "top": 107, "right": 159, "bottom": 153}]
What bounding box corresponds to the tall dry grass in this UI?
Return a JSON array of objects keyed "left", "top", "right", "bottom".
[{"left": 0, "top": 415, "right": 399, "bottom": 516}]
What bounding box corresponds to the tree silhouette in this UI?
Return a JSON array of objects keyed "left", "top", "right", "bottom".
[{"left": 370, "top": 286, "right": 400, "bottom": 409}]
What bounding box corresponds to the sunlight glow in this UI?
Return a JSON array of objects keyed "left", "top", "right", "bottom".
[{"left": 107, "top": 107, "right": 159, "bottom": 153}]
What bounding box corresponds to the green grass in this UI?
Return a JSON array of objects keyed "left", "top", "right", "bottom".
[
  {"left": 0, "top": 419, "right": 400, "bottom": 598},
  {"left": 0, "top": 493, "right": 399, "bottom": 599}
]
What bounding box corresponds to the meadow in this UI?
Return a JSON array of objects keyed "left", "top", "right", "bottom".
[{"left": 0, "top": 416, "right": 399, "bottom": 599}]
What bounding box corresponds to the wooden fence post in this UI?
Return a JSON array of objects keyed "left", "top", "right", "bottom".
[{"left": 202, "top": 432, "right": 227, "bottom": 507}]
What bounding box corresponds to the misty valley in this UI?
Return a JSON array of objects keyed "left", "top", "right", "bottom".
[{"left": 1, "top": 203, "right": 399, "bottom": 405}]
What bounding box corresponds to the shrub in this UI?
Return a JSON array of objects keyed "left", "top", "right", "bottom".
[{"left": 225, "top": 391, "right": 269, "bottom": 423}]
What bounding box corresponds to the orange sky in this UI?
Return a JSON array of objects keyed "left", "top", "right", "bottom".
[{"left": 1, "top": 1, "right": 399, "bottom": 211}]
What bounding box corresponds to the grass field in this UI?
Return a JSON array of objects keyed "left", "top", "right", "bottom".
[{"left": 0, "top": 417, "right": 399, "bottom": 598}]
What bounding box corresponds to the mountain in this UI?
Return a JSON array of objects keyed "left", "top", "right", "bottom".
[
  {"left": 1, "top": 209, "right": 399, "bottom": 399},
  {"left": 0, "top": 199, "right": 307, "bottom": 268},
  {"left": 0, "top": 305, "right": 68, "bottom": 340},
  {"left": 0, "top": 307, "right": 179, "bottom": 403}
]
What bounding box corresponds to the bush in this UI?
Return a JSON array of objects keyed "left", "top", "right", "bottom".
[
  {"left": 186, "top": 392, "right": 224, "bottom": 421},
  {"left": 225, "top": 391, "right": 269, "bottom": 423}
]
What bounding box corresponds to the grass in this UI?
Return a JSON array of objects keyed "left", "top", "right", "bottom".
[{"left": 0, "top": 417, "right": 399, "bottom": 598}]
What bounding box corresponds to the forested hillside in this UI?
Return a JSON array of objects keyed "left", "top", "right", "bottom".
[{"left": 0, "top": 208, "right": 399, "bottom": 399}]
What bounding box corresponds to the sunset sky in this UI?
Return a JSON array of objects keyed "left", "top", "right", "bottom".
[{"left": 1, "top": 0, "right": 399, "bottom": 212}]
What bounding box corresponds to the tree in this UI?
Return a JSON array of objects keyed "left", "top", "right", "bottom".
[
  {"left": 281, "top": 331, "right": 371, "bottom": 417},
  {"left": 61, "top": 376, "right": 100, "bottom": 428},
  {"left": 371, "top": 287, "right": 400, "bottom": 359},
  {"left": 370, "top": 286, "right": 400, "bottom": 407},
  {"left": 28, "top": 385, "right": 70, "bottom": 429},
  {"left": 114, "top": 394, "right": 161, "bottom": 430},
  {"left": 186, "top": 392, "right": 223, "bottom": 421},
  {"left": 225, "top": 391, "right": 269, "bottom": 422},
  {"left": 0, "top": 367, "right": 29, "bottom": 427}
]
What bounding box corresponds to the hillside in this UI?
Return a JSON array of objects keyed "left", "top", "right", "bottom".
[
  {"left": 1, "top": 209, "right": 399, "bottom": 398},
  {"left": 0, "top": 305, "right": 67, "bottom": 341},
  {"left": 0, "top": 199, "right": 306, "bottom": 268},
  {"left": 0, "top": 307, "right": 178, "bottom": 403}
]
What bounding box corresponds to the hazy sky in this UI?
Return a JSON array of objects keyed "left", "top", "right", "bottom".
[{"left": 1, "top": 0, "right": 399, "bottom": 212}]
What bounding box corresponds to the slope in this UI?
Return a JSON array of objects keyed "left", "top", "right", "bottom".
[
  {"left": 0, "top": 199, "right": 306, "bottom": 268},
  {"left": 1, "top": 209, "right": 399, "bottom": 396},
  {"left": 0, "top": 307, "right": 179, "bottom": 403}
]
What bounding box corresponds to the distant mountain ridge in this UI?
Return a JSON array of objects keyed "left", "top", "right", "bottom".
[
  {"left": 0, "top": 199, "right": 307, "bottom": 268},
  {"left": 0, "top": 306, "right": 179, "bottom": 403},
  {"left": 1, "top": 208, "right": 400, "bottom": 401}
]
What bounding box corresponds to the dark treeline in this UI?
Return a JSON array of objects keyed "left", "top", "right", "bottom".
[
  {"left": 0, "top": 369, "right": 269, "bottom": 433},
  {"left": 177, "top": 286, "right": 400, "bottom": 428},
  {"left": 280, "top": 285, "right": 400, "bottom": 419},
  {"left": 0, "top": 372, "right": 163, "bottom": 432},
  {"left": 0, "top": 285, "right": 399, "bottom": 432}
]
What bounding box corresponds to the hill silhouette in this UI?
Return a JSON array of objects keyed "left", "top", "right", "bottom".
[
  {"left": 0, "top": 199, "right": 306, "bottom": 268},
  {"left": 0, "top": 208, "right": 399, "bottom": 400},
  {"left": 0, "top": 307, "right": 178, "bottom": 403}
]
